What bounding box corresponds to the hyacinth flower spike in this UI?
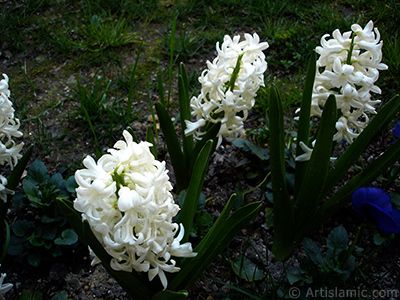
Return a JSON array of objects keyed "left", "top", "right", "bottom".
[
  {"left": 185, "top": 33, "right": 269, "bottom": 147},
  {"left": 74, "top": 130, "right": 197, "bottom": 290}
]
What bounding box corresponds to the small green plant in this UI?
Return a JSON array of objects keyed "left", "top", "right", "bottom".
[
  {"left": 65, "top": 54, "right": 142, "bottom": 156},
  {"left": 7, "top": 160, "right": 78, "bottom": 267},
  {"left": 287, "top": 226, "right": 359, "bottom": 290},
  {"left": 178, "top": 191, "right": 213, "bottom": 239},
  {"left": 161, "top": 22, "right": 210, "bottom": 63},
  {"left": 59, "top": 13, "right": 139, "bottom": 53},
  {"left": 210, "top": 234, "right": 289, "bottom": 300},
  {"left": 232, "top": 137, "right": 270, "bottom": 180}
]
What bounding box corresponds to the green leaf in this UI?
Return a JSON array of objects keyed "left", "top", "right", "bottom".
[
  {"left": 19, "top": 290, "right": 43, "bottom": 300},
  {"left": 54, "top": 228, "right": 78, "bottom": 245},
  {"left": 56, "top": 198, "right": 88, "bottom": 246},
  {"left": 244, "top": 139, "right": 269, "bottom": 161},
  {"left": 12, "top": 220, "right": 30, "bottom": 237},
  {"left": 189, "top": 121, "right": 220, "bottom": 171},
  {"left": 0, "top": 220, "right": 10, "bottom": 263},
  {"left": 326, "top": 226, "right": 348, "bottom": 254},
  {"left": 66, "top": 176, "right": 78, "bottom": 194},
  {"left": 157, "top": 73, "right": 165, "bottom": 106},
  {"left": 41, "top": 214, "right": 62, "bottom": 224},
  {"left": 297, "top": 139, "right": 400, "bottom": 241},
  {"left": 152, "top": 289, "right": 188, "bottom": 300},
  {"left": 322, "top": 94, "right": 400, "bottom": 199},
  {"left": 231, "top": 255, "right": 264, "bottom": 282},
  {"left": 190, "top": 212, "right": 213, "bottom": 238},
  {"left": 48, "top": 173, "right": 65, "bottom": 191},
  {"left": 294, "top": 51, "right": 316, "bottom": 196},
  {"left": 178, "top": 190, "right": 205, "bottom": 213},
  {"left": 41, "top": 226, "right": 58, "bottom": 240},
  {"left": 146, "top": 125, "right": 158, "bottom": 159},
  {"left": 155, "top": 102, "right": 188, "bottom": 192},
  {"left": 293, "top": 94, "right": 337, "bottom": 227},
  {"left": 265, "top": 207, "right": 274, "bottom": 227},
  {"left": 178, "top": 63, "right": 194, "bottom": 160},
  {"left": 177, "top": 140, "right": 213, "bottom": 242},
  {"left": 286, "top": 268, "right": 304, "bottom": 285},
  {"left": 373, "top": 232, "right": 388, "bottom": 246},
  {"left": 0, "top": 144, "right": 33, "bottom": 239},
  {"left": 23, "top": 180, "right": 40, "bottom": 201},
  {"left": 28, "top": 252, "right": 42, "bottom": 267},
  {"left": 52, "top": 291, "right": 68, "bottom": 300},
  {"left": 91, "top": 15, "right": 100, "bottom": 28},
  {"left": 303, "top": 238, "right": 323, "bottom": 267},
  {"left": 126, "top": 126, "right": 140, "bottom": 143},
  {"left": 268, "top": 86, "right": 294, "bottom": 261},
  {"left": 26, "top": 160, "right": 50, "bottom": 186},
  {"left": 29, "top": 230, "right": 44, "bottom": 247},
  {"left": 169, "top": 195, "right": 261, "bottom": 291},
  {"left": 5, "top": 144, "right": 33, "bottom": 192}
]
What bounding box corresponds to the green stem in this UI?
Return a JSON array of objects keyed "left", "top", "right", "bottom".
[
  {"left": 225, "top": 53, "right": 244, "bottom": 93},
  {"left": 341, "top": 224, "right": 362, "bottom": 270},
  {"left": 346, "top": 33, "right": 356, "bottom": 65}
]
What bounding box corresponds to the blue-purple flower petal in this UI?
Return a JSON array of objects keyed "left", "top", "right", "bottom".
[
  {"left": 352, "top": 187, "right": 400, "bottom": 234},
  {"left": 393, "top": 122, "right": 400, "bottom": 138}
]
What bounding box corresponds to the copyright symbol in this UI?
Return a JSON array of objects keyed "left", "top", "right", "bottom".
[{"left": 289, "top": 287, "right": 300, "bottom": 299}]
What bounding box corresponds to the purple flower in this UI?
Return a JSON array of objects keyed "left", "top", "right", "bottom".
[
  {"left": 393, "top": 122, "right": 400, "bottom": 138},
  {"left": 352, "top": 187, "right": 400, "bottom": 234}
]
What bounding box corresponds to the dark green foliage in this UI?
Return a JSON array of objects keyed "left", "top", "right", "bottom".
[
  {"left": 287, "top": 226, "right": 358, "bottom": 290},
  {"left": 7, "top": 160, "right": 78, "bottom": 267}
]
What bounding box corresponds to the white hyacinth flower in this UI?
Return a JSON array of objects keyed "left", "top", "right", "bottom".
[
  {"left": 185, "top": 33, "right": 269, "bottom": 146},
  {"left": 312, "top": 20, "right": 387, "bottom": 144},
  {"left": 74, "top": 130, "right": 196, "bottom": 290},
  {"left": 0, "top": 73, "right": 24, "bottom": 202},
  {"left": 295, "top": 140, "right": 316, "bottom": 162},
  {"left": 0, "top": 267, "right": 12, "bottom": 300},
  {"left": 0, "top": 74, "right": 23, "bottom": 167}
]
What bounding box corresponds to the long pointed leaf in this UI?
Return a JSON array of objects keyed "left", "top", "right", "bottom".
[
  {"left": 147, "top": 93, "right": 159, "bottom": 143},
  {"left": 322, "top": 94, "right": 400, "bottom": 199},
  {"left": 155, "top": 102, "right": 188, "bottom": 192},
  {"left": 294, "top": 51, "right": 316, "bottom": 196},
  {"left": 268, "top": 86, "right": 294, "bottom": 261},
  {"left": 157, "top": 73, "right": 165, "bottom": 106},
  {"left": 296, "top": 139, "right": 400, "bottom": 241},
  {"left": 6, "top": 144, "right": 34, "bottom": 192},
  {"left": 192, "top": 193, "right": 236, "bottom": 255},
  {"left": 0, "top": 145, "right": 33, "bottom": 234},
  {"left": 170, "top": 195, "right": 261, "bottom": 290},
  {"left": 293, "top": 94, "right": 337, "bottom": 227},
  {"left": 189, "top": 121, "right": 221, "bottom": 171},
  {"left": 176, "top": 140, "right": 213, "bottom": 242},
  {"left": 146, "top": 125, "right": 158, "bottom": 159},
  {"left": 178, "top": 63, "right": 194, "bottom": 160},
  {"left": 126, "top": 126, "right": 140, "bottom": 143},
  {"left": 180, "top": 201, "right": 260, "bottom": 290}
]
